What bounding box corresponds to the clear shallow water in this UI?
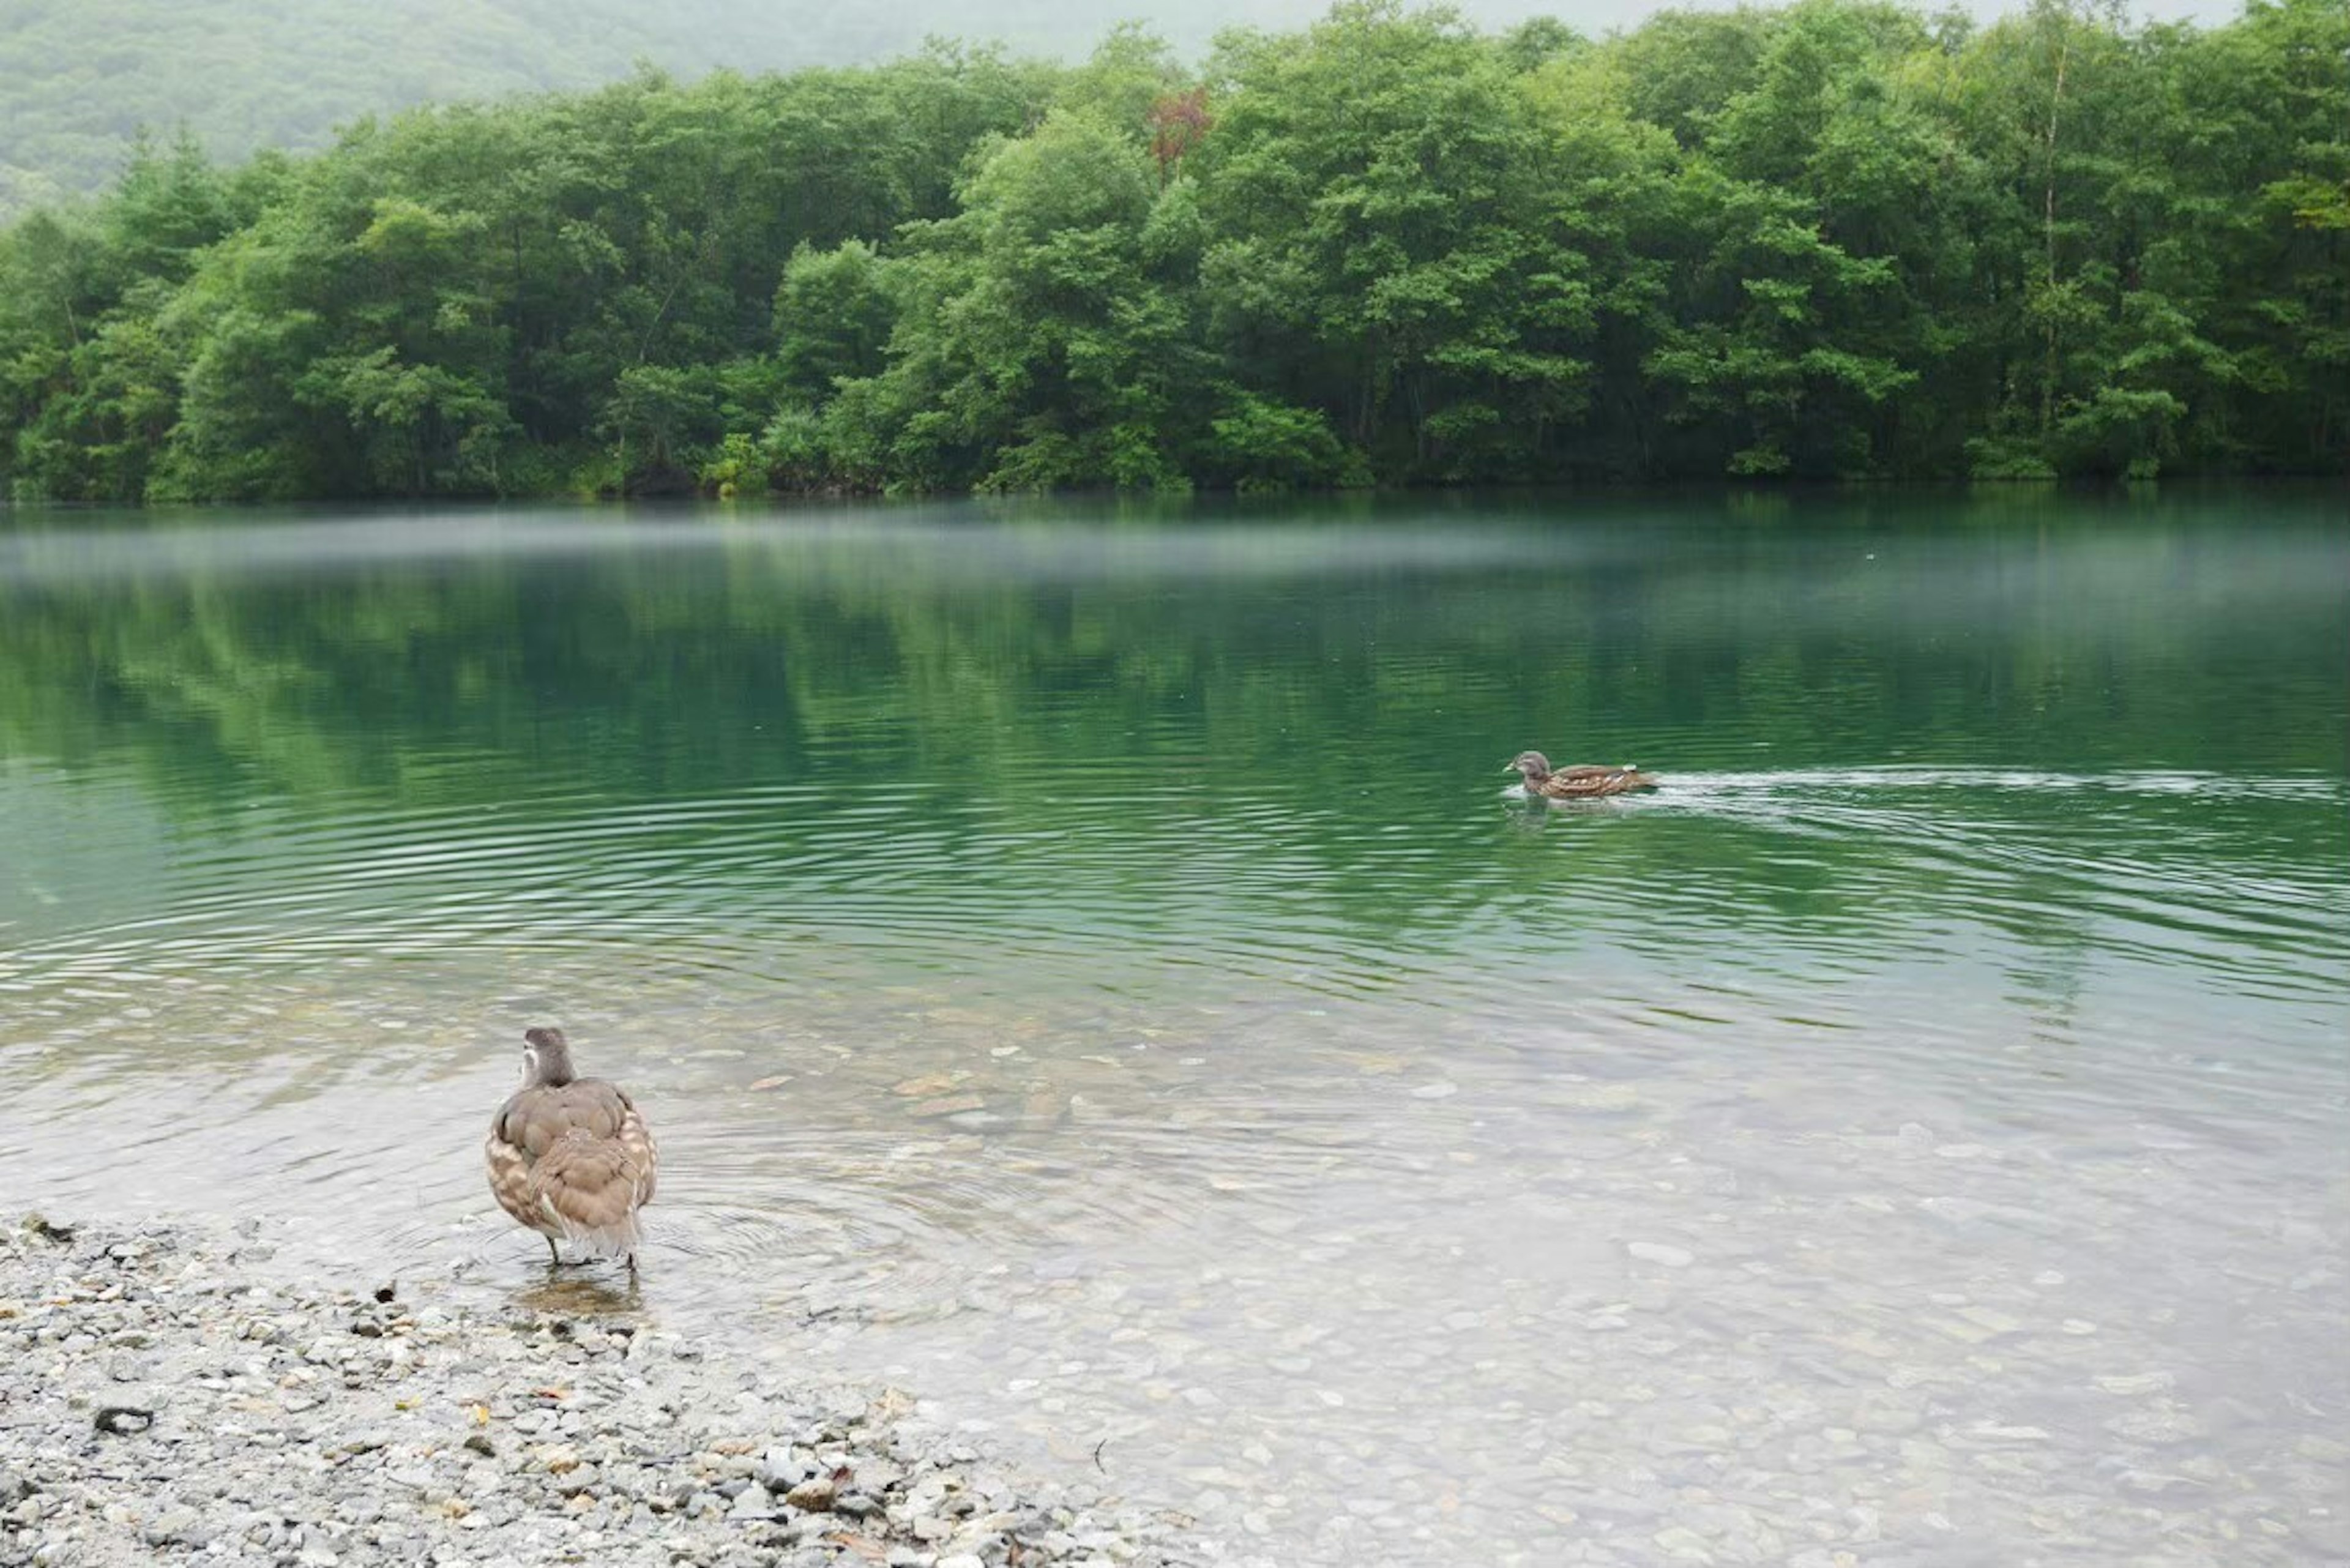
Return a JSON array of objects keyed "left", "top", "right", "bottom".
[{"left": 2, "top": 491, "right": 2345, "bottom": 1566}]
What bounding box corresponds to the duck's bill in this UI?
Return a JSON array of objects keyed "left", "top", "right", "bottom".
[{"left": 1501, "top": 762, "right": 1520, "bottom": 773}]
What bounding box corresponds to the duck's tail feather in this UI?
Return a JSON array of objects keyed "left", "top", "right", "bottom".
[{"left": 532, "top": 1127, "right": 655, "bottom": 1258}]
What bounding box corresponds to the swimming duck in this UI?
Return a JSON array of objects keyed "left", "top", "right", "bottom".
[
  {"left": 1505, "top": 750, "right": 1659, "bottom": 799},
  {"left": 485, "top": 1027, "right": 658, "bottom": 1269}
]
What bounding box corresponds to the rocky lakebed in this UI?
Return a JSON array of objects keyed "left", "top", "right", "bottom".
[{"left": 0, "top": 1217, "right": 1198, "bottom": 1568}]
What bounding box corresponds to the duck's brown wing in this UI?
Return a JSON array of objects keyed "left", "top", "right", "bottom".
[
  {"left": 1534, "top": 764, "right": 1619, "bottom": 797},
  {"left": 534, "top": 1121, "right": 657, "bottom": 1239},
  {"left": 485, "top": 1080, "right": 657, "bottom": 1245},
  {"left": 483, "top": 1121, "right": 545, "bottom": 1233},
  {"left": 614, "top": 1091, "right": 657, "bottom": 1208},
  {"left": 1538, "top": 765, "right": 1659, "bottom": 798}
]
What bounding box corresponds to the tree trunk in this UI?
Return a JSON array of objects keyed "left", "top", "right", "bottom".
[{"left": 2039, "top": 32, "right": 2070, "bottom": 441}]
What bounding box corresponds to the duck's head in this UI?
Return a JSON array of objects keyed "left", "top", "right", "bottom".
[
  {"left": 1504, "top": 750, "right": 1553, "bottom": 782},
  {"left": 521, "top": 1025, "right": 577, "bottom": 1088}
]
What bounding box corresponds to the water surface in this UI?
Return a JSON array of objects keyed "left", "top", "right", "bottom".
[{"left": 2, "top": 490, "right": 2345, "bottom": 1566}]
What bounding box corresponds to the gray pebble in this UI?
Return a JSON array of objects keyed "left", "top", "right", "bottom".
[
  {"left": 0, "top": 1217, "right": 1193, "bottom": 1568},
  {"left": 141, "top": 1504, "right": 206, "bottom": 1547}
]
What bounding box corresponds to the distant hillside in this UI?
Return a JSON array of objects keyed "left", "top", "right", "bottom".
[{"left": 0, "top": 0, "right": 1558, "bottom": 212}]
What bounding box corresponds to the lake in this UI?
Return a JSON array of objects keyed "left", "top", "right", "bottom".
[{"left": 2, "top": 488, "right": 2344, "bottom": 1566}]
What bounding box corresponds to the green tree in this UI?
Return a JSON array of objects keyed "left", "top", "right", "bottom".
[
  {"left": 824, "top": 108, "right": 1212, "bottom": 491},
  {"left": 1196, "top": 3, "right": 1597, "bottom": 480},
  {"left": 0, "top": 0, "right": 2336, "bottom": 498},
  {"left": 774, "top": 241, "right": 898, "bottom": 400}
]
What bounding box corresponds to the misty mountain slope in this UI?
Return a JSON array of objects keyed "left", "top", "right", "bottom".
[{"left": 0, "top": 0, "right": 1551, "bottom": 211}]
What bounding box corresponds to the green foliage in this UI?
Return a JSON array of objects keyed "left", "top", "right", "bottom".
[
  {"left": 774, "top": 242, "right": 898, "bottom": 400},
  {"left": 1204, "top": 389, "right": 1363, "bottom": 490},
  {"left": 1195, "top": 3, "right": 1601, "bottom": 480},
  {"left": 829, "top": 108, "right": 1212, "bottom": 493},
  {"left": 1605, "top": 6, "right": 1783, "bottom": 150},
  {"left": 1, "top": 0, "right": 2340, "bottom": 500}
]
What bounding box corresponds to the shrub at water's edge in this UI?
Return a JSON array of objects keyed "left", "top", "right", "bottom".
[{"left": 1, "top": 1, "right": 2342, "bottom": 502}]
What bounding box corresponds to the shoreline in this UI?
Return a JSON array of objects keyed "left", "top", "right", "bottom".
[{"left": 0, "top": 1215, "right": 1198, "bottom": 1568}]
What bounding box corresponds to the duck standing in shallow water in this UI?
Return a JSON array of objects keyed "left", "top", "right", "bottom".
[
  {"left": 485, "top": 1027, "right": 658, "bottom": 1269},
  {"left": 1506, "top": 750, "right": 1660, "bottom": 799}
]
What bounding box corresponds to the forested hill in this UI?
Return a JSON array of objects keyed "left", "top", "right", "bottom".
[
  {"left": 0, "top": 0, "right": 1502, "bottom": 213},
  {"left": 1, "top": 1, "right": 2341, "bottom": 500}
]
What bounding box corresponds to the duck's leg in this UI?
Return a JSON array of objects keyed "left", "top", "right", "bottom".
[
  {"left": 625, "top": 1250, "right": 638, "bottom": 1275},
  {"left": 545, "top": 1234, "right": 561, "bottom": 1267}
]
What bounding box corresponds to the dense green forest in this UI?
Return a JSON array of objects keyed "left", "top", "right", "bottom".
[{"left": 0, "top": 0, "right": 2341, "bottom": 498}]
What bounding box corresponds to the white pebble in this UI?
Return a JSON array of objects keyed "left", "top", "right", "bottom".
[{"left": 1627, "top": 1242, "right": 1695, "bottom": 1268}]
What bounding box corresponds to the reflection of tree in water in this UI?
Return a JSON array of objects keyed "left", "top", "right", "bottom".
[
  {"left": 2003, "top": 908, "right": 2091, "bottom": 1047},
  {"left": 0, "top": 499, "right": 2343, "bottom": 986},
  {"left": 1944, "top": 822, "right": 2097, "bottom": 1043}
]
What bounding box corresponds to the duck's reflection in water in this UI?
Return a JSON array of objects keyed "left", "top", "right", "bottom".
[{"left": 512, "top": 1271, "right": 643, "bottom": 1320}]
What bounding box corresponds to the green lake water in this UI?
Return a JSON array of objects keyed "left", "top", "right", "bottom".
[{"left": 2, "top": 489, "right": 2345, "bottom": 1565}]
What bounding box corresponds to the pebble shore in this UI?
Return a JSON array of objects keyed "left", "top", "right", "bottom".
[{"left": 0, "top": 1217, "right": 1197, "bottom": 1568}]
